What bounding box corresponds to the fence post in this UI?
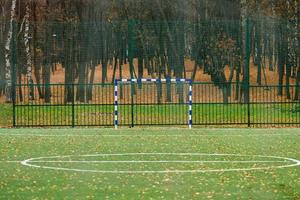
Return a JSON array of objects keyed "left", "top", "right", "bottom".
[
  {"left": 131, "top": 82, "right": 134, "bottom": 128},
  {"left": 71, "top": 83, "right": 75, "bottom": 128},
  {"left": 246, "top": 18, "right": 251, "bottom": 127},
  {"left": 128, "top": 20, "right": 136, "bottom": 127},
  {"left": 11, "top": 20, "right": 17, "bottom": 127}
]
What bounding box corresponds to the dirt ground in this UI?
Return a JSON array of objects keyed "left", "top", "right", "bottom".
[
  {"left": 0, "top": 58, "right": 296, "bottom": 104},
  {"left": 42, "top": 58, "right": 296, "bottom": 85}
]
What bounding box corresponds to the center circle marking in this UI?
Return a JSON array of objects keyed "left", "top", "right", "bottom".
[{"left": 21, "top": 153, "right": 300, "bottom": 174}]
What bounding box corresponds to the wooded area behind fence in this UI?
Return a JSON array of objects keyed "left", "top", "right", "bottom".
[
  {"left": 0, "top": 2, "right": 299, "bottom": 127},
  {"left": 1, "top": 18, "right": 299, "bottom": 127}
]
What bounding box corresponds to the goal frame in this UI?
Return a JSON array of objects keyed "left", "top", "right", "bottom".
[{"left": 114, "top": 78, "right": 193, "bottom": 129}]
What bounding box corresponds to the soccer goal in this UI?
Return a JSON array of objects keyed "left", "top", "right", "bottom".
[{"left": 114, "top": 78, "right": 192, "bottom": 129}]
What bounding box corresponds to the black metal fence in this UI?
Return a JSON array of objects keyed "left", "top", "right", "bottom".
[{"left": 13, "top": 82, "right": 300, "bottom": 127}]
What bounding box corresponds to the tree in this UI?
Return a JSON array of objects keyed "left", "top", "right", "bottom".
[
  {"left": 4, "top": 0, "right": 17, "bottom": 103},
  {"left": 0, "top": 0, "right": 299, "bottom": 104},
  {"left": 24, "top": 0, "right": 34, "bottom": 100},
  {"left": 240, "top": 0, "right": 251, "bottom": 103}
]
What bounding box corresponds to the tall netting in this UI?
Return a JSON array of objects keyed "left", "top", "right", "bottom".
[
  {"left": 6, "top": 19, "right": 298, "bottom": 127},
  {"left": 7, "top": 18, "right": 299, "bottom": 103},
  {"left": 0, "top": 0, "right": 299, "bottom": 127}
]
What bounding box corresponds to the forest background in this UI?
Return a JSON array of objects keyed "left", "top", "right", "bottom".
[{"left": 0, "top": 0, "right": 299, "bottom": 103}]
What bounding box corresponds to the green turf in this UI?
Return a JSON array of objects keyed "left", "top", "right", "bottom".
[
  {"left": 0, "top": 128, "right": 299, "bottom": 199},
  {"left": 0, "top": 104, "right": 12, "bottom": 127}
]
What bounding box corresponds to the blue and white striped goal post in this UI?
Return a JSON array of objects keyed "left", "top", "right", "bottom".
[{"left": 114, "top": 78, "right": 193, "bottom": 129}]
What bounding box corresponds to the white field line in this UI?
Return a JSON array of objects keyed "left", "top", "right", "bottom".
[
  {"left": 20, "top": 153, "right": 300, "bottom": 174},
  {"left": 28, "top": 160, "right": 289, "bottom": 164},
  {"left": 1, "top": 127, "right": 299, "bottom": 131},
  {"left": 0, "top": 134, "right": 299, "bottom": 137}
]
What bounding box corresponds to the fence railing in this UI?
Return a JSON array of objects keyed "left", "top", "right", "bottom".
[{"left": 12, "top": 82, "right": 300, "bottom": 127}]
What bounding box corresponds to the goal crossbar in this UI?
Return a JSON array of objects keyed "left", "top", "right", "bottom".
[{"left": 114, "top": 78, "right": 193, "bottom": 129}]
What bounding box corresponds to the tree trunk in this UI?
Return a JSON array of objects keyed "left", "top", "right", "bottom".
[
  {"left": 286, "top": 24, "right": 292, "bottom": 100},
  {"left": 235, "top": 65, "right": 241, "bottom": 101},
  {"left": 111, "top": 55, "right": 118, "bottom": 83},
  {"left": 87, "top": 64, "right": 96, "bottom": 101},
  {"left": 102, "top": 60, "right": 107, "bottom": 84},
  {"left": 64, "top": 66, "right": 72, "bottom": 103},
  {"left": 294, "top": 67, "right": 300, "bottom": 101},
  {"left": 256, "top": 20, "right": 262, "bottom": 85},
  {"left": 77, "top": 64, "right": 87, "bottom": 102},
  {"left": 44, "top": 64, "right": 51, "bottom": 103},
  {"left": 191, "top": 61, "right": 198, "bottom": 82},
  {"left": 24, "top": 0, "right": 34, "bottom": 100},
  {"left": 138, "top": 54, "right": 143, "bottom": 90},
  {"left": 5, "top": 0, "right": 17, "bottom": 103},
  {"left": 241, "top": 0, "right": 250, "bottom": 104},
  {"left": 32, "top": 1, "right": 43, "bottom": 99},
  {"left": 18, "top": 68, "right": 23, "bottom": 102},
  {"left": 277, "top": 24, "right": 284, "bottom": 96}
]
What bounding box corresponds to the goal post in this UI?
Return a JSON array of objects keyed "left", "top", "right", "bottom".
[{"left": 114, "top": 78, "right": 192, "bottom": 129}]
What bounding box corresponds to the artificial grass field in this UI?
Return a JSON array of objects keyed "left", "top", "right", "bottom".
[{"left": 0, "top": 128, "right": 299, "bottom": 199}]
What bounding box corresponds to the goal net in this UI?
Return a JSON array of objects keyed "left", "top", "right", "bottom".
[{"left": 114, "top": 78, "right": 192, "bottom": 129}]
